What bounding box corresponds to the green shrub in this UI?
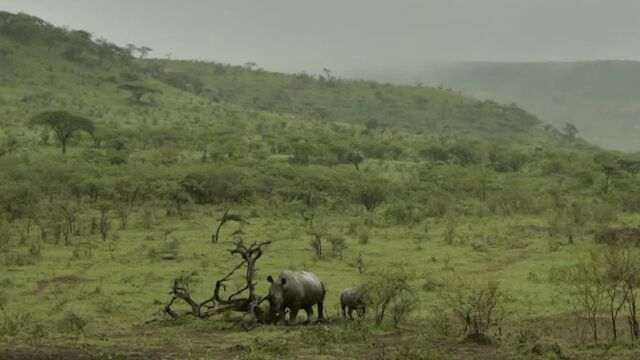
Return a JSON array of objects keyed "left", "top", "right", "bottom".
[
  {"left": 363, "top": 264, "right": 413, "bottom": 325},
  {"left": 358, "top": 230, "right": 370, "bottom": 245},
  {"left": 385, "top": 203, "right": 421, "bottom": 225},
  {"left": 237, "top": 336, "right": 289, "bottom": 360},
  {"left": 391, "top": 291, "right": 419, "bottom": 328},
  {"left": 0, "top": 312, "right": 31, "bottom": 336},
  {"left": 328, "top": 236, "right": 347, "bottom": 259},
  {"left": 97, "top": 296, "right": 114, "bottom": 314},
  {"left": 181, "top": 167, "right": 255, "bottom": 204},
  {"left": 59, "top": 311, "right": 88, "bottom": 335}
]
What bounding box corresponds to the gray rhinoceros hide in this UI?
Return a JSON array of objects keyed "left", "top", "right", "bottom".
[
  {"left": 340, "top": 287, "right": 367, "bottom": 319},
  {"left": 267, "top": 270, "right": 326, "bottom": 323}
]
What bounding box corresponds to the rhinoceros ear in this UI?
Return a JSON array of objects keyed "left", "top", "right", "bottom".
[
  {"left": 281, "top": 278, "right": 287, "bottom": 285},
  {"left": 267, "top": 275, "right": 273, "bottom": 283}
]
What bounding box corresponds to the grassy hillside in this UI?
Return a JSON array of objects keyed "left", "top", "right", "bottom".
[
  {"left": 392, "top": 61, "right": 640, "bottom": 152},
  {"left": 145, "top": 59, "right": 547, "bottom": 140},
  {"left": 2, "top": 11, "right": 640, "bottom": 360}
]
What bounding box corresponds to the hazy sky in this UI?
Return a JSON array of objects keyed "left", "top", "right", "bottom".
[{"left": 2, "top": 0, "right": 640, "bottom": 74}]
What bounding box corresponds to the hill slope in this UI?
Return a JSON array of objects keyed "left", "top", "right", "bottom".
[
  {"left": 144, "top": 59, "right": 548, "bottom": 140},
  {"left": 363, "top": 61, "right": 640, "bottom": 151}
]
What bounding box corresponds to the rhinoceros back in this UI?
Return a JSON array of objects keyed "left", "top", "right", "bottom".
[
  {"left": 280, "top": 271, "right": 325, "bottom": 307},
  {"left": 340, "top": 287, "right": 365, "bottom": 307}
]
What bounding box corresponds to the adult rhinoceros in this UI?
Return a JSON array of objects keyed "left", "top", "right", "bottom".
[{"left": 266, "top": 271, "right": 326, "bottom": 323}]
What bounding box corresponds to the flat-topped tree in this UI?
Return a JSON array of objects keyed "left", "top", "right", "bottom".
[
  {"left": 118, "top": 83, "right": 161, "bottom": 104},
  {"left": 29, "top": 110, "right": 95, "bottom": 154},
  {"left": 0, "top": 11, "right": 13, "bottom": 23},
  {"left": 137, "top": 46, "right": 152, "bottom": 59}
]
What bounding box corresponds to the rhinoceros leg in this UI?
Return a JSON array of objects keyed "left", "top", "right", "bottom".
[
  {"left": 358, "top": 305, "right": 366, "bottom": 319},
  {"left": 348, "top": 307, "right": 355, "bottom": 320},
  {"left": 341, "top": 304, "right": 347, "bottom": 318},
  {"left": 289, "top": 303, "right": 301, "bottom": 324},
  {"left": 317, "top": 300, "right": 325, "bottom": 321},
  {"left": 303, "top": 306, "right": 314, "bottom": 323}
]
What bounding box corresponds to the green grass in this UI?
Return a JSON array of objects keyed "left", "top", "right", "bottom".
[
  {"left": 2, "top": 204, "right": 638, "bottom": 358},
  {"left": 1, "top": 11, "right": 640, "bottom": 359}
]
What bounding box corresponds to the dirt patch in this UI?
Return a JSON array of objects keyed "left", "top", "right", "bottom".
[
  {"left": 360, "top": 329, "right": 511, "bottom": 360},
  {"left": 0, "top": 343, "right": 239, "bottom": 360},
  {"left": 1, "top": 347, "right": 176, "bottom": 360},
  {"left": 594, "top": 227, "right": 640, "bottom": 246}
]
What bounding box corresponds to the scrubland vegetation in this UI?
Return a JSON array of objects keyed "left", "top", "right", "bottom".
[{"left": 1, "top": 11, "right": 640, "bottom": 359}]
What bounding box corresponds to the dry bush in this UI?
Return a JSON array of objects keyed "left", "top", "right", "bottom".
[
  {"left": 442, "top": 279, "right": 508, "bottom": 342},
  {"left": 363, "top": 264, "right": 413, "bottom": 325}
]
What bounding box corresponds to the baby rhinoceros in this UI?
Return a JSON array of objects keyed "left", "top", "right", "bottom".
[
  {"left": 340, "top": 287, "right": 367, "bottom": 320},
  {"left": 267, "top": 271, "right": 326, "bottom": 324}
]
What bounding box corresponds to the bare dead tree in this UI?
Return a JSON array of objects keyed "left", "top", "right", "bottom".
[
  {"left": 212, "top": 209, "right": 248, "bottom": 243},
  {"left": 162, "top": 240, "right": 272, "bottom": 323},
  {"left": 603, "top": 247, "right": 631, "bottom": 342}
]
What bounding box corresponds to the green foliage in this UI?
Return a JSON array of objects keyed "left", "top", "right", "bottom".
[
  {"left": 363, "top": 264, "right": 413, "bottom": 325},
  {"left": 0, "top": 312, "right": 31, "bottom": 337},
  {"left": 58, "top": 311, "right": 88, "bottom": 335},
  {"left": 384, "top": 203, "right": 422, "bottom": 226},
  {"left": 391, "top": 291, "right": 419, "bottom": 328},
  {"left": 151, "top": 58, "right": 543, "bottom": 137},
  {"left": 357, "top": 229, "right": 370, "bottom": 245},
  {"left": 181, "top": 167, "right": 254, "bottom": 204},
  {"left": 117, "top": 83, "right": 161, "bottom": 103},
  {"left": 29, "top": 110, "right": 95, "bottom": 153},
  {"left": 237, "top": 336, "right": 290, "bottom": 360},
  {"left": 328, "top": 235, "right": 347, "bottom": 259},
  {"left": 355, "top": 182, "right": 388, "bottom": 213}
]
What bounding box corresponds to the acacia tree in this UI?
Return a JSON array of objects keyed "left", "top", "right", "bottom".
[
  {"left": 618, "top": 159, "right": 640, "bottom": 178},
  {"left": 29, "top": 110, "right": 95, "bottom": 154},
  {"left": 125, "top": 43, "right": 137, "bottom": 57},
  {"left": 118, "top": 83, "right": 160, "bottom": 104},
  {"left": 95, "top": 37, "right": 115, "bottom": 65},
  {"left": 137, "top": 46, "right": 152, "bottom": 59}
]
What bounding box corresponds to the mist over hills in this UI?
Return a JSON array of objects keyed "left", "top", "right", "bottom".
[{"left": 351, "top": 61, "right": 640, "bottom": 152}]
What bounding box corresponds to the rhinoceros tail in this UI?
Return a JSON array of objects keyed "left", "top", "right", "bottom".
[{"left": 317, "top": 281, "right": 328, "bottom": 320}]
